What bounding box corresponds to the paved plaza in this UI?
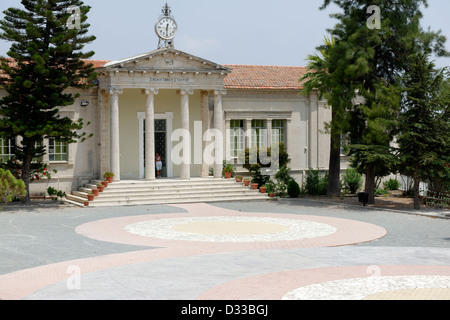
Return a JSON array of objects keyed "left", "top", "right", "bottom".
[{"left": 0, "top": 199, "right": 449, "bottom": 301}]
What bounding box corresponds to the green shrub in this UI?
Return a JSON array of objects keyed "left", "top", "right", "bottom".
[
  {"left": 275, "top": 181, "right": 288, "bottom": 198},
  {"left": 265, "top": 180, "right": 276, "bottom": 194},
  {"left": 343, "top": 168, "right": 362, "bottom": 194},
  {"left": 0, "top": 169, "right": 26, "bottom": 207},
  {"left": 384, "top": 179, "right": 400, "bottom": 191},
  {"left": 47, "top": 187, "right": 66, "bottom": 202},
  {"left": 304, "top": 169, "right": 328, "bottom": 195},
  {"left": 287, "top": 180, "right": 301, "bottom": 198},
  {"left": 375, "top": 188, "right": 389, "bottom": 196},
  {"left": 275, "top": 165, "right": 293, "bottom": 185}
]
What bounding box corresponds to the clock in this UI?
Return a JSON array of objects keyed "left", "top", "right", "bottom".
[{"left": 155, "top": 16, "right": 178, "bottom": 40}]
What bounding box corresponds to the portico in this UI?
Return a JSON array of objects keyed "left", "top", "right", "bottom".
[{"left": 96, "top": 48, "right": 231, "bottom": 181}]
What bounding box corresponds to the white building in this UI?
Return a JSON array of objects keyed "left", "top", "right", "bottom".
[{"left": 0, "top": 5, "right": 341, "bottom": 201}]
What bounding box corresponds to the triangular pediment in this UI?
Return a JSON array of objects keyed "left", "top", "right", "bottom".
[{"left": 101, "top": 48, "right": 230, "bottom": 75}]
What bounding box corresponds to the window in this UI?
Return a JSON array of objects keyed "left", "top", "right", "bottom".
[
  {"left": 251, "top": 120, "right": 267, "bottom": 148},
  {"left": 229, "top": 120, "right": 244, "bottom": 160},
  {"left": 272, "top": 120, "right": 286, "bottom": 145},
  {"left": 0, "top": 138, "right": 16, "bottom": 163},
  {"left": 49, "top": 138, "right": 68, "bottom": 162}
]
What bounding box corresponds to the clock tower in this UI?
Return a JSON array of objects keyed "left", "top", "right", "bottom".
[{"left": 155, "top": 3, "right": 178, "bottom": 49}]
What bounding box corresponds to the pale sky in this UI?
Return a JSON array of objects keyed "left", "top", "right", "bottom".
[{"left": 1, "top": 0, "right": 449, "bottom": 69}]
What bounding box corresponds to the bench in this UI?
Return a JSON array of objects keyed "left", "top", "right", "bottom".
[{"left": 420, "top": 189, "right": 450, "bottom": 209}]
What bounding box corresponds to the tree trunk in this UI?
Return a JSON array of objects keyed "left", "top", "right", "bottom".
[
  {"left": 413, "top": 166, "right": 421, "bottom": 210},
  {"left": 20, "top": 144, "right": 34, "bottom": 204},
  {"left": 327, "top": 125, "right": 341, "bottom": 198},
  {"left": 365, "top": 164, "right": 376, "bottom": 204}
]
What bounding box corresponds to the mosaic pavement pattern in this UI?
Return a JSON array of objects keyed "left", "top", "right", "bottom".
[{"left": 1, "top": 203, "right": 449, "bottom": 300}]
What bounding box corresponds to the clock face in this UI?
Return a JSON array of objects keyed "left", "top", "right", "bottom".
[{"left": 155, "top": 17, "right": 178, "bottom": 40}]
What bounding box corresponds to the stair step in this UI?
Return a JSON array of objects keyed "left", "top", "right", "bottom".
[
  {"left": 88, "top": 195, "right": 269, "bottom": 207},
  {"left": 87, "top": 191, "right": 266, "bottom": 202},
  {"left": 66, "top": 179, "right": 269, "bottom": 207}
]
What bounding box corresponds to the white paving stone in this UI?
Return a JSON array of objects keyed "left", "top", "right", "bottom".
[{"left": 282, "top": 276, "right": 450, "bottom": 300}]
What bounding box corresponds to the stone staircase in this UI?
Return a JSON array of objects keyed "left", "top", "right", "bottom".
[{"left": 65, "top": 177, "right": 270, "bottom": 207}]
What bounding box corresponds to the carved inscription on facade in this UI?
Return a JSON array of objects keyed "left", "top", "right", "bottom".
[{"left": 149, "top": 78, "right": 190, "bottom": 84}]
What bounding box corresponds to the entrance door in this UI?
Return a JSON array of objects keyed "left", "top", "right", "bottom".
[
  {"left": 138, "top": 112, "right": 173, "bottom": 179},
  {"left": 145, "top": 119, "right": 167, "bottom": 177}
]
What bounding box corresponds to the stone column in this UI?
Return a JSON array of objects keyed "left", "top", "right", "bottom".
[
  {"left": 245, "top": 119, "right": 252, "bottom": 149},
  {"left": 109, "top": 88, "right": 123, "bottom": 182},
  {"left": 266, "top": 118, "right": 273, "bottom": 148},
  {"left": 178, "top": 89, "right": 194, "bottom": 179},
  {"left": 200, "top": 90, "right": 211, "bottom": 177},
  {"left": 143, "top": 89, "right": 158, "bottom": 181},
  {"left": 214, "top": 90, "right": 226, "bottom": 178}
]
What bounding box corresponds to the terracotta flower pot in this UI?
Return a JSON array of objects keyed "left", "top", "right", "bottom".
[
  {"left": 269, "top": 193, "right": 275, "bottom": 198},
  {"left": 87, "top": 194, "right": 95, "bottom": 201},
  {"left": 244, "top": 180, "right": 250, "bottom": 186},
  {"left": 97, "top": 186, "right": 104, "bottom": 192},
  {"left": 260, "top": 187, "right": 267, "bottom": 194},
  {"left": 84, "top": 201, "right": 89, "bottom": 207},
  {"left": 92, "top": 189, "right": 99, "bottom": 196},
  {"left": 251, "top": 183, "right": 258, "bottom": 190},
  {"left": 235, "top": 176, "right": 243, "bottom": 183},
  {"left": 224, "top": 172, "right": 232, "bottom": 179},
  {"left": 101, "top": 181, "right": 108, "bottom": 187},
  {"left": 106, "top": 176, "right": 113, "bottom": 183}
]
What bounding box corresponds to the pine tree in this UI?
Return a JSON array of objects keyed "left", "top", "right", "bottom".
[
  {"left": 320, "top": 0, "right": 448, "bottom": 204},
  {"left": 0, "top": 0, "right": 96, "bottom": 203},
  {"left": 397, "top": 52, "right": 449, "bottom": 209}
]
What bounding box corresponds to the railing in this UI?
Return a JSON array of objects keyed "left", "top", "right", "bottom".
[{"left": 420, "top": 189, "right": 450, "bottom": 209}]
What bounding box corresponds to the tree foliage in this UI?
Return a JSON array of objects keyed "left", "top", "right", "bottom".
[
  {"left": 396, "top": 52, "right": 450, "bottom": 208},
  {"left": 300, "top": 36, "right": 355, "bottom": 197},
  {"left": 0, "top": 0, "right": 96, "bottom": 202},
  {"left": 318, "top": 0, "right": 448, "bottom": 204},
  {"left": 0, "top": 168, "right": 26, "bottom": 207}
]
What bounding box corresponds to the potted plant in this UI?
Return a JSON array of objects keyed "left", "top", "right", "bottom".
[
  {"left": 266, "top": 181, "right": 275, "bottom": 197},
  {"left": 222, "top": 163, "right": 234, "bottom": 179},
  {"left": 260, "top": 185, "right": 267, "bottom": 194},
  {"left": 97, "top": 182, "right": 104, "bottom": 192},
  {"left": 101, "top": 180, "right": 108, "bottom": 187},
  {"left": 235, "top": 175, "right": 243, "bottom": 183},
  {"left": 92, "top": 188, "right": 99, "bottom": 196},
  {"left": 251, "top": 180, "right": 259, "bottom": 190},
  {"left": 104, "top": 172, "right": 114, "bottom": 183},
  {"left": 243, "top": 178, "right": 251, "bottom": 187},
  {"left": 87, "top": 192, "right": 95, "bottom": 201}
]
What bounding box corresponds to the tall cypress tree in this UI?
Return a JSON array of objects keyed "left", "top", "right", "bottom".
[{"left": 0, "top": 0, "right": 96, "bottom": 203}]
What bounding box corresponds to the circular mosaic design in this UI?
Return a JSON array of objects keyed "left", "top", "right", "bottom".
[
  {"left": 282, "top": 275, "right": 450, "bottom": 300},
  {"left": 125, "top": 216, "right": 337, "bottom": 243},
  {"left": 364, "top": 288, "right": 450, "bottom": 300}
]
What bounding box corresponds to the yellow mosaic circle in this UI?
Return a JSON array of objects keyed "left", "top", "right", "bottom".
[{"left": 172, "top": 221, "right": 290, "bottom": 236}]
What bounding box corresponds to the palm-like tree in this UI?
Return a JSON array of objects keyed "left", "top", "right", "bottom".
[{"left": 300, "top": 37, "right": 344, "bottom": 197}]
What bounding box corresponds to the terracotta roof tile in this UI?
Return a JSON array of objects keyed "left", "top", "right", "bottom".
[
  {"left": 1, "top": 58, "right": 308, "bottom": 90},
  {"left": 223, "top": 65, "right": 308, "bottom": 90}
]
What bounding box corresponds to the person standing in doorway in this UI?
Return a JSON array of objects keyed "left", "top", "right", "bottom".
[{"left": 155, "top": 152, "right": 163, "bottom": 178}]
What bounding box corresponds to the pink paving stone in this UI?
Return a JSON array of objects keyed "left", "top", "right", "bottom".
[
  {"left": 197, "top": 265, "right": 450, "bottom": 300},
  {"left": 0, "top": 203, "right": 387, "bottom": 300},
  {"left": 0, "top": 247, "right": 215, "bottom": 300},
  {"left": 74, "top": 203, "right": 387, "bottom": 250}
]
